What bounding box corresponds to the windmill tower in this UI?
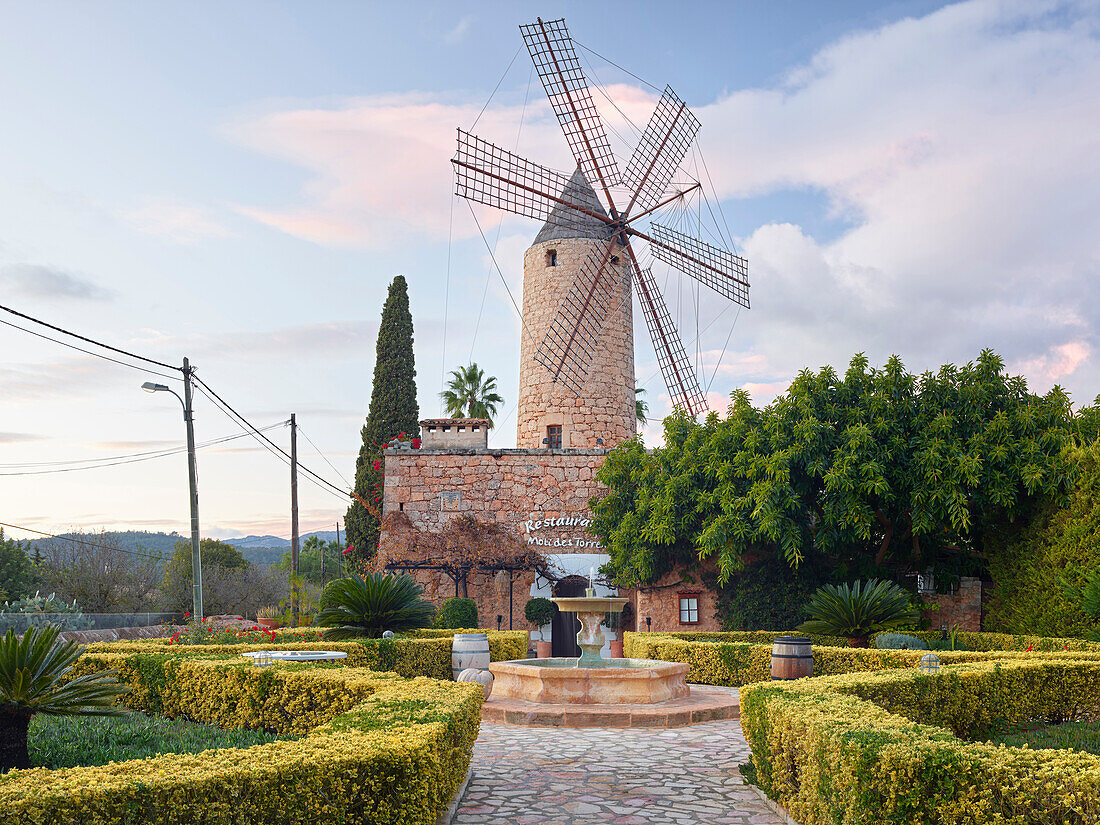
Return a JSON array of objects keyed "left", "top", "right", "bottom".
[
  {"left": 453, "top": 17, "right": 751, "bottom": 447},
  {"left": 518, "top": 170, "right": 635, "bottom": 448}
]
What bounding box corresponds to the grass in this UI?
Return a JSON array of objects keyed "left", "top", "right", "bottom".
[
  {"left": 28, "top": 712, "right": 293, "bottom": 769},
  {"left": 983, "top": 720, "right": 1100, "bottom": 755}
]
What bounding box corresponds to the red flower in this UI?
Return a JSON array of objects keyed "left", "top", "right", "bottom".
[
  {"left": 184, "top": 612, "right": 191, "bottom": 618},
  {"left": 343, "top": 544, "right": 353, "bottom": 555},
  {"left": 372, "top": 459, "right": 381, "bottom": 472},
  {"left": 1025, "top": 645, "right": 1034, "bottom": 652},
  {"left": 411, "top": 438, "right": 421, "bottom": 449}
]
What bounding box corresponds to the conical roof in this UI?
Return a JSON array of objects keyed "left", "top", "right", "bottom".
[{"left": 533, "top": 167, "right": 614, "bottom": 245}]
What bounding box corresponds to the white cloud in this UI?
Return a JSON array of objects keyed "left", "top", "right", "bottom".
[{"left": 444, "top": 15, "right": 472, "bottom": 44}]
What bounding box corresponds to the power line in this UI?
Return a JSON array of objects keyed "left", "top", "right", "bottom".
[
  {"left": 295, "top": 423, "right": 353, "bottom": 489},
  {"left": 0, "top": 317, "right": 181, "bottom": 382},
  {"left": 0, "top": 521, "right": 172, "bottom": 563},
  {"left": 191, "top": 377, "right": 351, "bottom": 503},
  {"left": 0, "top": 425, "right": 284, "bottom": 475},
  {"left": 0, "top": 303, "right": 182, "bottom": 372}
]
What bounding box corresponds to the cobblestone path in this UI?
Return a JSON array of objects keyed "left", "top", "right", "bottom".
[{"left": 452, "top": 719, "right": 783, "bottom": 825}]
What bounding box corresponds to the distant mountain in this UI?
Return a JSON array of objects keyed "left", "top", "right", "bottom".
[{"left": 25, "top": 529, "right": 341, "bottom": 569}]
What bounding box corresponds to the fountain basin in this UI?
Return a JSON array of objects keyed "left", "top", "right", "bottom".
[{"left": 489, "top": 658, "right": 689, "bottom": 705}]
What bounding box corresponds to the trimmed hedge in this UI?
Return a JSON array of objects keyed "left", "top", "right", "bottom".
[
  {"left": 623, "top": 633, "right": 987, "bottom": 686},
  {"left": 92, "top": 629, "right": 529, "bottom": 680},
  {"left": 741, "top": 659, "right": 1100, "bottom": 824},
  {"left": 870, "top": 629, "right": 1100, "bottom": 652},
  {"left": 1, "top": 650, "right": 483, "bottom": 824}
]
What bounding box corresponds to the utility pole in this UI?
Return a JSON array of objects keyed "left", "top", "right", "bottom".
[
  {"left": 182, "top": 357, "right": 203, "bottom": 620},
  {"left": 290, "top": 413, "right": 299, "bottom": 626},
  {"left": 335, "top": 521, "right": 342, "bottom": 578}
]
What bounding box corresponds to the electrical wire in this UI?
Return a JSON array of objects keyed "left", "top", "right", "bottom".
[
  {"left": 0, "top": 304, "right": 182, "bottom": 372},
  {"left": 191, "top": 377, "right": 351, "bottom": 502},
  {"left": 295, "top": 423, "right": 353, "bottom": 489},
  {"left": 0, "top": 425, "right": 284, "bottom": 475},
  {"left": 0, "top": 521, "right": 172, "bottom": 563},
  {"left": 0, "top": 317, "right": 181, "bottom": 383}
]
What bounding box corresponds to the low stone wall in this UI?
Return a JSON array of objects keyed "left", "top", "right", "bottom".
[{"left": 920, "top": 576, "right": 982, "bottom": 631}]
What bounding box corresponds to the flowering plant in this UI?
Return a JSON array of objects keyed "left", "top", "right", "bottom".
[{"left": 167, "top": 618, "right": 278, "bottom": 646}]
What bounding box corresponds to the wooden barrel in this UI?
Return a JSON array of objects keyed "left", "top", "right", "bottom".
[
  {"left": 451, "top": 632, "right": 490, "bottom": 680},
  {"left": 771, "top": 636, "right": 813, "bottom": 680}
]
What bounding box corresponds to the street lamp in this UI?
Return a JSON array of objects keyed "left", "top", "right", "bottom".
[{"left": 141, "top": 357, "right": 203, "bottom": 620}]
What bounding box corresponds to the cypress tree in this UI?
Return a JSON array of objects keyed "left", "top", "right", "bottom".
[{"left": 345, "top": 275, "right": 419, "bottom": 563}]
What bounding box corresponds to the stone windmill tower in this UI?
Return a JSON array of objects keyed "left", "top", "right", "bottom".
[
  {"left": 453, "top": 18, "right": 751, "bottom": 450},
  {"left": 517, "top": 170, "right": 636, "bottom": 449}
]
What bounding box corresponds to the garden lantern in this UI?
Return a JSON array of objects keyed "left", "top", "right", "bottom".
[{"left": 920, "top": 653, "right": 941, "bottom": 674}]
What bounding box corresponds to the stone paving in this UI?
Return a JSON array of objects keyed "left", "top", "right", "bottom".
[{"left": 452, "top": 718, "right": 783, "bottom": 825}]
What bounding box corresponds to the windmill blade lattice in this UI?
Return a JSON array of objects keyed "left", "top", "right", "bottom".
[
  {"left": 648, "top": 223, "right": 750, "bottom": 308},
  {"left": 520, "top": 18, "right": 621, "bottom": 195},
  {"left": 634, "top": 265, "right": 707, "bottom": 416},
  {"left": 622, "top": 86, "right": 701, "bottom": 217},
  {"left": 453, "top": 130, "right": 611, "bottom": 232}
]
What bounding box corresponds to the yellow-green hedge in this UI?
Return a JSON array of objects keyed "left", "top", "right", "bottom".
[
  {"left": 1, "top": 650, "right": 483, "bottom": 824},
  {"left": 93, "top": 629, "right": 529, "bottom": 680},
  {"left": 623, "top": 633, "right": 988, "bottom": 686},
  {"left": 870, "top": 629, "right": 1100, "bottom": 652},
  {"left": 740, "top": 659, "right": 1100, "bottom": 824}
]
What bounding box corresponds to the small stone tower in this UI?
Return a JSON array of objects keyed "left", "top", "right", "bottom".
[{"left": 517, "top": 169, "right": 636, "bottom": 449}]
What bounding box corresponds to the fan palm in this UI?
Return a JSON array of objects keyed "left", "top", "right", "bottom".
[
  {"left": 0, "top": 625, "right": 129, "bottom": 771},
  {"left": 440, "top": 363, "right": 504, "bottom": 425},
  {"left": 317, "top": 572, "right": 436, "bottom": 640},
  {"left": 635, "top": 386, "right": 649, "bottom": 425},
  {"left": 796, "top": 579, "right": 920, "bottom": 647}
]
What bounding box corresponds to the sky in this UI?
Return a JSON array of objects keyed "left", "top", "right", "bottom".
[{"left": 1, "top": 0, "right": 1098, "bottom": 541}]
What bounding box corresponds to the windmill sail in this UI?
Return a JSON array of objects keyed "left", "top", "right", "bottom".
[
  {"left": 622, "top": 87, "right": 701, "bottom": 217},
  {"left": 648, "top": 223, "right": 750, "bottom": 308},
  {"left": 634, "top": 266, "right": 707, "bottom": 416}
]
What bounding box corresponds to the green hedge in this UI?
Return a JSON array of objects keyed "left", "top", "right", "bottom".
[
  {"left": 741, "top": 659, "right": 1100, "bottom": 824},
  {"left": 870, "top": 629, "right": 1100, "bottom": 652},
  {"left": 624, "top": 633, "right": 987, "bottom": 686},
  {"left": 2, "top": 650, "right": 483, "bottom": 824},
  {"left": 95, "top": 629, "right": 529, "bottom": 680}
]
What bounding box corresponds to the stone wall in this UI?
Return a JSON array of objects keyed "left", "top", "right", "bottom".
[
  {"left": 628, "top": 568, "right": 723, "bottom": 633},
  {"left": 920, "top": 576, "right": 983, "bottom": 632},
  {"left": 517, "top": 238, "right": 636, "bottom": 450}
]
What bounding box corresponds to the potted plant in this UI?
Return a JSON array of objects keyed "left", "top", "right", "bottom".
[
  {"left": 280, "top": 574, "right": 320, "bottom": 627},
  {"left": 602, "top": 601, "right": 632, "bottom": 658},
  {"left": 525, "top": 597, "right": 556, "bottom": 658},
  {"left": 255, "top": 605, "right": 283, "bottom": 630}
]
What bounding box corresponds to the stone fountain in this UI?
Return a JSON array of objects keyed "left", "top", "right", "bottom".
[{"left": 485, "top": 572, "right": 737, "bottom": 725}]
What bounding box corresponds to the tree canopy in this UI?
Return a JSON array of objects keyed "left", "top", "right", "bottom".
[
  {"left": 591, "top": 350, "right": 1077, "bottom": 588},
  {"left": 0, "top": 530, "right": 37, "bottom": 603},
  {"left": 273, "top": 535, "right": 345, "bottom": 584},
  {"left": 346, "top": 275, "right": 420, "bottom": 563}
]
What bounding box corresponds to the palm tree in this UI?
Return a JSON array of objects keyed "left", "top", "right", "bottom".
[
  {"left": 635, "top": 386, "right": 649, "bottom": 426},
  {"left": 440, "top": 363, "right": 504, "bottom": 425},
  {"left": 0, "top": 625, "right": 129, "bottom": 771},
  {"left": 797, "top": 579, "right": 920, "bottom": 647}
]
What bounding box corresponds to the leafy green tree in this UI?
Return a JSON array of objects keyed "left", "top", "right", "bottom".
[
  {"left": 346, "top": 275, "right": 420, "bottom": 564},
  {"left": 1074, "top": 394, "right": 1100, "bottom": 444},
  {"left": 440, "top": 363, "right": 503, "bottom": 424},
  {"left": 592, "top": 350, "right": 1075, "bottom": 588},
  {"left": 0, "top": 626, "right": 128, "bottom": 770},
  {"left": 272, "top": 535, "right": 344, "bottom": 584},
  {"left": 161, "top": 538, "right": 249, "bottom": 612},
  {"left": 0, "top": 529, "right": 37, "bottom": 603}
]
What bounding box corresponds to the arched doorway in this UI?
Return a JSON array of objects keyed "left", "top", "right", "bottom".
[{"left": 551, "top": 575, "right": 586, "bottom": 657}]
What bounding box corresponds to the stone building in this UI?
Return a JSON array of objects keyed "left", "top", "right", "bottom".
[{"left": 379, "top": 171, "right": 721, "bottom": 652}]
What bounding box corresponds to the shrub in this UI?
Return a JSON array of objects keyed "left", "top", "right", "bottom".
[
  {"left": 317, "top": 572, "right": 436, "bottom": 639},
  {"left": 874, "top": 632, "right": 930, "bottom": 650},
  {"left": 0, "top": 626, "right": 128, "bottom": 771},
  {"left": 714, "top": 550, "right": 833, "bottom": 631},
  {"left": 797, "top": 579, "right": 920, "bottom": 645},
  {"left": 7, "top": 649, "right": 483, "bottom": 824},
  {"left": 438, "top": 597, "right": 478, "bottom": 629},
  {"left": 740, "top": 659, "right": 1100, "bottom": 823}
]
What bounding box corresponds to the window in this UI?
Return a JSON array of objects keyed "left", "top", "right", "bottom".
[
  {"left": 610, "top": 255, "right": 620, "bottom": 265},
  {"left": 678, "top": 593, "right": 699, "bottom": 624},
  {"left": 546, "top": 425, "right": 562, "bottom": 449},
  {"left": 546, "top": 249, "right": 557, "bottom": 267}
]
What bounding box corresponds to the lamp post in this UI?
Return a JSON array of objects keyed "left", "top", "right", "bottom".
[{"left": 142, "top": 356, "right": 202, "bottom": 619}]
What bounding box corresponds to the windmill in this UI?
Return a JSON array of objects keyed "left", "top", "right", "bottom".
[{"left": 452, "top": 17, "right": 749, "bottom": 419}]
